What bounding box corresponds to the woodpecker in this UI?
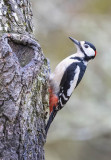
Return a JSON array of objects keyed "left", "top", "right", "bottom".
[{"left": 45, "top": 37, "right": 96, "bottom": 135}]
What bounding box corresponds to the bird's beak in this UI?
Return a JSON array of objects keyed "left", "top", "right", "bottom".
[{"left": 69, "top": 37, "right": 80, "bottom": 47}]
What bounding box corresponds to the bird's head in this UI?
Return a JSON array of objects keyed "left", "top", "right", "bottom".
[{"left": 69, "top": 37, "right": 97, "bottom": 61}]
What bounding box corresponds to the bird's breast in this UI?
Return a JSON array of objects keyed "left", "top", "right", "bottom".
[{"left": 49, "top": 58, "right": 80, "bottom": 94}]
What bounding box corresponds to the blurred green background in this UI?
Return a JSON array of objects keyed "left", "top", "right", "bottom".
[{"left": 32, "top": 0, "right": 111, "bottom": 159}]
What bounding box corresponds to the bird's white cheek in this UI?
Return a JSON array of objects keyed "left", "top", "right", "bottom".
[{"left": 85, "top": 48, "right": 95, "bottom": 57}]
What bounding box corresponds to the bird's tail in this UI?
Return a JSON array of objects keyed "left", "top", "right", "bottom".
[{"left": 45, "top": 106, "right": 58, "bottom": 136}]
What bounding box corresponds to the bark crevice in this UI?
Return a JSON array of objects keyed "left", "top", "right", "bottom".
[{"left": 0, "top": 33, "right": 49, "bottom": 159}]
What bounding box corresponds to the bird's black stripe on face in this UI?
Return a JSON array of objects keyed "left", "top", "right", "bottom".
[
  {"left": 79, "top": 42, "right": 96, "bottom": 61},
  {"left": 85, "top": 41, "right": 96, "bottom": 51},
  {"left": 79, "top": 44, "right": 90, "bottom": 61}
]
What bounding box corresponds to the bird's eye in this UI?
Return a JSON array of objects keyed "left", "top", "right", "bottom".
[{"left": 84, "top": 44, "right": 89, "bottom": 48}]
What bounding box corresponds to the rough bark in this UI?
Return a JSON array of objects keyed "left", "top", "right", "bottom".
[
  {"left": 0, "top": 0, "right": 33, "bottom": 34},
  {"left": 0, "top": 0, "right": 49, "bottom": 160}
]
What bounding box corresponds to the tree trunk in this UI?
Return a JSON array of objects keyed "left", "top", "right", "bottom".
[{"left": 0, "top": 0, "right": 49, "bottom": 159}]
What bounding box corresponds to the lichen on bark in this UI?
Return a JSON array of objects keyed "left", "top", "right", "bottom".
[
  {"left": 0, "top": 0, "right": 49, "bottom": 159},
  {"left": 0, "top": 0, "right": 33, "bottom": 33},
  {"left": 0, "top": 33, "right": 49, "bottom": 160}
]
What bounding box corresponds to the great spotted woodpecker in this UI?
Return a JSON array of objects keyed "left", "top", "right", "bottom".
[{"left": 45, "top": 37, "right": 96, "bottom": 135}]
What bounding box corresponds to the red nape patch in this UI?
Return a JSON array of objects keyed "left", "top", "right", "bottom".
[
  {"left": 49, "top": 88, "right": 58, "bottom": 114},
  {"left": 95, "top": 51, "right": 97, "bottom": 57}
]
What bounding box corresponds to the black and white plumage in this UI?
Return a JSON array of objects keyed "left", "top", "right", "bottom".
[{"left": 45, "top": 37, "right": 96, "bottom": 135}]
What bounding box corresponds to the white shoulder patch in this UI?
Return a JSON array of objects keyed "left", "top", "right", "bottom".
[{"left": 67, "top": 65, "right": 80, "bottom": 97}]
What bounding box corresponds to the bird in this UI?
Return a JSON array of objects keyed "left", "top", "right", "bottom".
[{"left": 45, "top": 37, "right": 97, "bottom": 135}]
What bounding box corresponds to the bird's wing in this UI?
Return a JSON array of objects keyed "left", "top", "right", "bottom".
[
  {"left": 76, "top": 62, "right": 86, "bottom": 87},
  {"left": 58, "top": 62, "right": 86, "bottom": 109},
  {"left": 58, "top": 62, "right": 78, "bottom": 109}
]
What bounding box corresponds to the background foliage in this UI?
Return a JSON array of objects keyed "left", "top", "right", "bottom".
[{"left": 32, "top": 0, "right": 111, "bottom": 159}]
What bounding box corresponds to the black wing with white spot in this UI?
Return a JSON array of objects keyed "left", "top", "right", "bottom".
[
  {"left": 58, "top": 61, "right": 86, "bottom": 110},
  {"left": 58, "top": 62, "right": 77, "bottom": 109},
  {"left": 76, "top": 62, "right": 86, "bottom": 88}
]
